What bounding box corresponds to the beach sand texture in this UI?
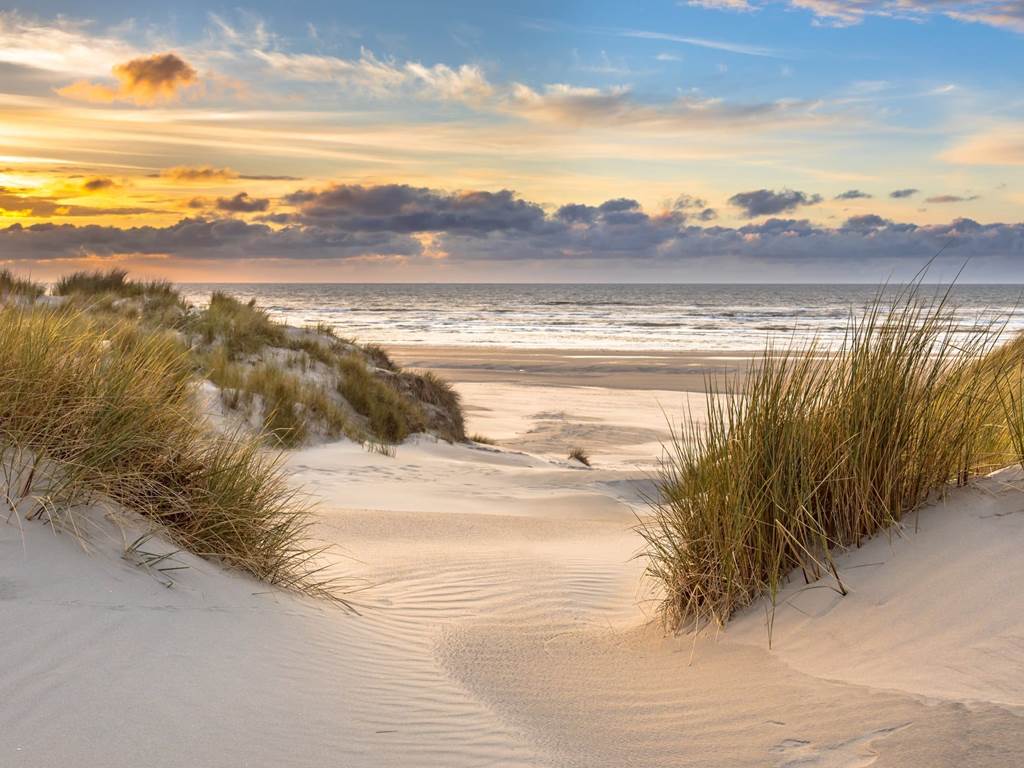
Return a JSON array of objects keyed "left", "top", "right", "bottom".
[{"left": 2, "top": 356, "right": 1023, "bottom": 767}]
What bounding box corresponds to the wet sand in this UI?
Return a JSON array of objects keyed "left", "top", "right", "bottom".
[{"left": 389, "top": 345, "right": 759, "bottom": 391}]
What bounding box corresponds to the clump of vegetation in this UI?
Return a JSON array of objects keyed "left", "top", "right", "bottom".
[
  {"left": 0, "top": 306, "right": 330, "bottom": 594},
  {"left": 55, "top": 268, "right": 177, "bottom": 300},
  {"left": 0, "top": 269, "right": 44, "bottom": 300},
  {"left": 641, "top": 284, "right": 1018, "bottom": 630},
  {"left": 189, "top": 291, "right": 287, "bottom": 357},
  {"left": 8, "top": 269, "right": 465, "bottom": 451},
  {"left": 470, "top": 433, "right": 496, "bottom": 445},
  {"left": 55, "top": 268, "right": 188, "bottom": 328},
  {"left": 395, "top": 370, "right": 466, "bottom": 442},
  {"left": 568, "top": 446, "right": 591, "bottom": 466},
  {"left": 337, "top": 355, "right": 425, "bottom": 444}
]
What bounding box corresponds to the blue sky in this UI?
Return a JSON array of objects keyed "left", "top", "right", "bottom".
[{"left": 0, "top": 1, "right": 1022, "bottom": 281}]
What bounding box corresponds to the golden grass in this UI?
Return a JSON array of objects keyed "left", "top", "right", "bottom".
[
  {"left": 0, "top": 269, "right": 44, "bottom": 300},
  {"left": 641, "top": 283, "right": 1018, "bottom": 630},
  {"left": 337, "top": 355, "right": 425, "bottom": 444},
  {"left": 0, "top": 306, "right": 333, "bottom": 595},
  {"left": 189, "top": 291, "right": 287, "bottom": 357}
]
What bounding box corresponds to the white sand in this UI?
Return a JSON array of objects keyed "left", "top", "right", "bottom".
[{"left": 2, "top": 376, "right": 1023, "bottom": 767}]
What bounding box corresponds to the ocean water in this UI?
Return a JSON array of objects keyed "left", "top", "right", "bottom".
[{"left": 180, "top": 283, "right": 1024, "bottom": 351}]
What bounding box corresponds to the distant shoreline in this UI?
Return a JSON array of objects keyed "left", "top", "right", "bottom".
[{"left": 388, "top": 345, "right": 760, "bottom": 392}]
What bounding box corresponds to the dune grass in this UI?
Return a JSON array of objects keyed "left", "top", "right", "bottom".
[
  {"left": 189, "top": 291, "right": 287, "bottom": 357},
  {"left": 568, "top": 446, "right": 591, "bottom": 466},
  {"left": 641, "top": 283, "right": 1016, "bottom": 630},
  {"left": 54, "top": 268, "right": 178, "bottom": 301},
  {"left": 55, "top": 269, "right": 189, "bottom": 328},
  {"left": 337, "top": 355, "right": 425, "bottom": 444},
  {"left": 0, "top": 305, "right": 332, "bottom": 595},
  {"left": 0, "top": 269, "right": 44, "bottom": 300},
  {"left": 397, "top": 369, "right": 466, "bottom": 442}
]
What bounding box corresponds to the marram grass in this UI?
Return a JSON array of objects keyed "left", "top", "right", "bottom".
[
  {"left": 640, "top": 283, "right": 1020, "bottom": 630},
  {"left": 0, "top": 306, "right": 335, "bottom": 597}
]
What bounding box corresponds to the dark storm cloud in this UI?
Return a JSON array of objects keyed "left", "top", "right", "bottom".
[
  {"left": 0, "top": 218, "right": 420, "bottom": 260},
  {"left": 890, "top": 188, "right": 919, "bottom": 199},
  {"left": 216, "top": 192, "right": 270, "bottom": 213},
  {"left": 3, "top": 183, "right": 1023, "bottom": 268},
  {"left": 728, "top": 188, "right": 823, "bottom": 217},
  {"left": 283, "top": 184, "right": 551, "bottom": 234},
  {"left": 835, "top": 189, "right": 872, "bottom": 200}
]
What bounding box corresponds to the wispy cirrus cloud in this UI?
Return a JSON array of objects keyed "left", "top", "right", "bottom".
[
  {"left": 695, "top": 1, "right": 1024, "bottom": 33},
  {"left": 943, "top": 125, "right": 1024, "bottom": 165},
  {"left": 619, "top": 28, "right": 782, "bottom": 57},
  {"left": 503, "top": 82, "right": 825, "bottom": 130},
  {"left": 252, "top": 48, "right": 493, "bottom": 104},
  {"left": 686, "top": 0, "right": 757, "bottom": 11},
  {"left": 0, "top": 11, "right": 140, "bottom": 76}
]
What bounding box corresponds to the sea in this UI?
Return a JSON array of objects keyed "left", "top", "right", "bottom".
[{"left": 179, "top": 283, "right": 1024, "bottom": 352}]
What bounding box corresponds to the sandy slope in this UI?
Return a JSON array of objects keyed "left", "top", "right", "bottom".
[{"left": 2, "top": 377, "right": 1023, "bottom": 767}]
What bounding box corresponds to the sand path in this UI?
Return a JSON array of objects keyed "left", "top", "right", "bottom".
[{"left": 2, "top": 379, "right": 1023, "bottom": 766}]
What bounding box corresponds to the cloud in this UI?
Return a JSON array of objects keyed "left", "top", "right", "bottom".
[
  {"left": 0, "top": 217, "right": 421, "bottom": 260},
  {"left": 835, "top": 189, "right": 872, "bottom": 200},
  {"left": 889, "top": 188, "right": 919, "bottom": 198},
  {"left": 253, "top": 48, "right": 493, "bottom": 104},
  {"left": 619, "top": 29, "right": 781, "bottom": 57},
  {"left": 0, "top": 12, "right": 140, "bottom": 76},
  {"left": 0, "top": 189, "right": 152, "bottom": 217},
  {"left": 56, "top": 52, "right": 198, "bottom": 106},
  {"left": 671, "top": 193, "right": 717, "bottom": 221},
  {"left": 503, "top": 82, "right": 823, "bottom": 130},
  {"left": 160, "top": 166, "right": 239, "bottom": 182},
  {"left": 691, "top": 2, "right": 1024, "bottom": 34},
  {"left": 216, "top": 192, "right": 270, "bottom": 213},
  {"left": 3, "top": 185, "right": 1024, "bottom": 272},
  {"left": 841, "top": 213, "right": 891, "bottom": 231},
  {"left": 925, "top": 194, "right": 981, "bottom": 203},
  {"left": 157, "top": 166, "right": 300, "bottom": 182},
  {"left": 943, "top": 126, "right": 1024, "bottom": 165},
  {"left": 81, "top": 176, "right": 117, "bottom": 192},
  {"left": 729, "top": 188, "right": 823, "bottom": 217},
  {"left": 284, "top": 184, "right": 551, "bottom": 234},
  {"left": 687, "top": 0, "right": 756, "bottom": 10}
]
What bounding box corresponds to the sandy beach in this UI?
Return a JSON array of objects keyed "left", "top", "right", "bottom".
[{"left": 2, "top": 346, "right": 1023, "bottom": 767}]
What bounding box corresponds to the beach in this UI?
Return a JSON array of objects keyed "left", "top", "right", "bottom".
[{"left": 4, "top": 344, "right": 1024, "bottom": 767}]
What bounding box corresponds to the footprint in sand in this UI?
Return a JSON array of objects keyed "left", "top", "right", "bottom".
[{"left": 771, "top": 723, "right": 911, "bottom": 768}]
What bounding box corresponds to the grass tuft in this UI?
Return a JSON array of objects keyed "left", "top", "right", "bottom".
[
  {"left": 189, "top": 292, "right": 287, "bottom": 358},
  {"left": 568, "top": 446, "right": 591, "bottom": 466},
  {"left": 337, "top": 355, "right": 424, "bottom": 444},
  {"left": 0, "top": 269, "right": 44, "bottom": 300},
  {"left": 640, "top": 282, "right": 1014, "bottom": 630},
  {"left": 0, "top": 306, "right": 334, "bottom": 596}
]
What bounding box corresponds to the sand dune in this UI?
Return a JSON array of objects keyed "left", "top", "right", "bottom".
[{"left": 2, "top": 378, "right": 1023, "bottom": 766}]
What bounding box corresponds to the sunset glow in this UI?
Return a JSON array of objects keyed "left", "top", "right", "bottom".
[{"left": 1, "top": 2, "right": 1022, "bottom": 281}]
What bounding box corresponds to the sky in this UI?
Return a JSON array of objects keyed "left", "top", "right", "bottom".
[{"left": 0, "top": 1, "right": 1022, "bottom": 283}]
